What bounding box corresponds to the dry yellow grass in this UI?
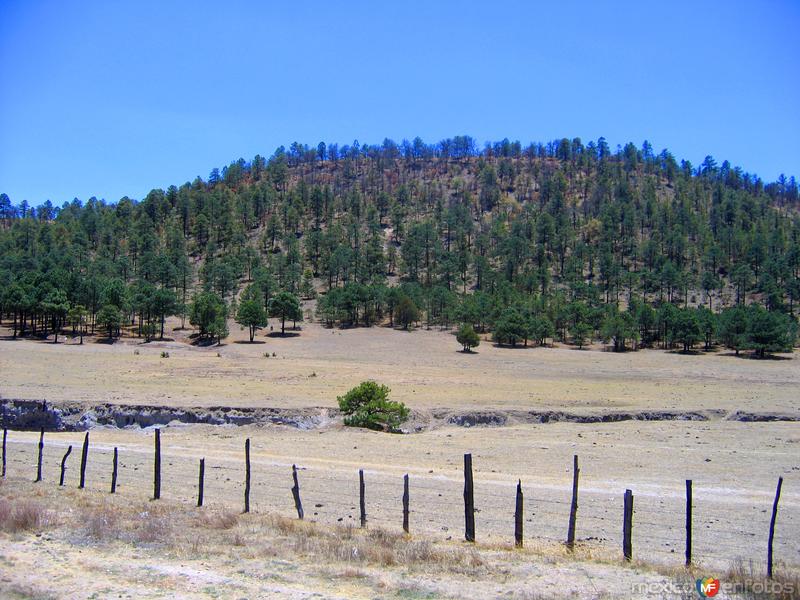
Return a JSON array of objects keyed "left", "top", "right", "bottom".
[
  {"left": 2, "top": 318, "right": 798, "bottom": 415},
  {"left": 8, "top": 477, "right": 789, "bottom": 599}
]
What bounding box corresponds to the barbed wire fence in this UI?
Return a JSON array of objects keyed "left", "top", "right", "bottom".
[{"left": 1, "top": 427, "right": 797, "bottom": 577}]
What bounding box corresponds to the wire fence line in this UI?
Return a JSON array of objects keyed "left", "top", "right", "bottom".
[{"left": 1, "top": 428, "right": 797, "bottom": 575}]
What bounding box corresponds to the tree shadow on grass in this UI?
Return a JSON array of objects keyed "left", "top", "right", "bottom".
[
  {"left": 266, "top": 332, "right": 300, "bottom": 338},
  {"left": 137, "top": 337, "right": 176, "bottom": 343},
  {"left": 189, "top": 337, "right": 223, "bottom": 348},
  {"left": 233, "top": 340, "right": 266, "bottom": 344},
  {"left": 0, "top": 334, "right": 25, "bottom": 341},
  {"left": 6, "top": 333, "right": 50, "bottom": 343},
  {"left": 717, "top": 351, "right": 793, "bottom": 361},
  {"left": 491, "top": 343, "right": 532, "bottom": 350}
]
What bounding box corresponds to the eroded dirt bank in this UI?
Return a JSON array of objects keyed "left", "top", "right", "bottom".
[{"left": 2, "top": 398, "right": 797, "bottom": 433}]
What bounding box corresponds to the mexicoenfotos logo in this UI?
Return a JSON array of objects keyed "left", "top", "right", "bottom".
[{"left": 696, "top": 577, "right": 720, "bottom": 597}]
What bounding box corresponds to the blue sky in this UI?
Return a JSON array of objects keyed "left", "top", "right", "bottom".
[{"left": 1, "top": 0, "right": 798, "bottom": 206}]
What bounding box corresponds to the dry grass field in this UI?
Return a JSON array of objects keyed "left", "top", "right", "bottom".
[
  {"left": 1, "top": 319, "right": 799, "bottom": 598},
  {"left": 1, "top": 317, "right": 799, "bottom": 415}
]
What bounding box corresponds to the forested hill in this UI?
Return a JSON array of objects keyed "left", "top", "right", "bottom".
[{"left": 1, "top": 136, "right": 799, "bottom": 355}]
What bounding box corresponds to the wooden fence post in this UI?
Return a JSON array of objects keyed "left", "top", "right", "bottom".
[
  {"left": 110, "top": 447, "right": 118, "bottom": 494},
  {"left": 623, "top": 489, "right": 633, "bottom": 562},
  {"left": 359, "top": 469, "right": 366, "bottom": 527},
  {"left": 291, "top": 464, "right": 304, "bottom": 519},
  {"left": 2, "top": 428, "right": 6, "bottom": 477},
  {"left": 515, "top": 479, "right": 524, "bottom": 548},
  {"left": 768, "top": 476, "right": 783, "bottom": 578},
  {"left": 59, "top": 445, "right": 72, "bottom": 486},
  {"left": 244, "top": 439, "right": 251, "bottom": 513},
  {"left": 79, "top": 432, "right": 89, "bottom": 489},
  {"left": 153, "top": 428, "right": 161, "bottom": 500},
  {"left": 35, "top": 428, "right": 44, "bottom": 482},
  {"left": 566, "top": 455, "right": 579, "bottom": 551},
  {"left": 464, "top": 453, "right": 475, "bottom": 542},
  {"left": 402, "top": 474, "right": 410, "bottom": 534},
  {"left": 198, "top": 458, "right": 205, "bottom": 507},
  {"left": 685, "top": 479, "right": 692, "bottom": 567}
]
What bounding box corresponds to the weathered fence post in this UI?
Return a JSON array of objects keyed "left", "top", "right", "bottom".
[
  {"left": 685, "top": 479, "right": 692, "bottom": 566},
  {"left": 359, "top": 469, "right": 366, "bottom": 527},
  {"left": 291, "top": 464, "right": 304, "bottom": 519},
  {"left": 566, "top": 454, "right": 579, "bottom": 551},
  {"left": 79, "top": 432, "right": 89, "bottom": 489},
  {"left": 623, "top": 489, "right": 633, "bottom": 562},
  {"left": 768, "top": 476, "right": 783, "bottom": 578},
  {"left": 153, "top": 428, "right": 161, "bottom": 500},
  {"left": 402, "top": 474, "right": 410, "bottom": 533},
  {"left": 198, "top": 458, "right": 205, "bottom": 507},
  {"left": 2, "top": 428, "right": 6, "bottom": 477},
  {"left": 464, "top": 453, "right": 476, "bottom": 542},
  {"left": 515, "top": 479, "right": 524, "bottom": 548},
  {"left": 59, "top": 445, "right": 72, "bottom": 486},
  {"left": 110, "top": 447, "right": 118, "bottom": 494},
  {"left": 244, "top": 439, "right": 251, "bottom": 513},
  {"left": 35, "top": 428, "right": 44, "bottom": 482}
]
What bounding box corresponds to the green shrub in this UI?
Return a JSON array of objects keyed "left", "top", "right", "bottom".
[{"left": 337, "top": 381, "right": 409, "bottom": 432}]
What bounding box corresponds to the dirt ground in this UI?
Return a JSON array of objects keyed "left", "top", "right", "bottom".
[{"left": 1, "top": 319, "right": 799, "bottom": 597}]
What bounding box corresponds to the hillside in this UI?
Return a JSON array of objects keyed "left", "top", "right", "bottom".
[{"left": 1, "top": 136, "right": 798, "bottom": 353}]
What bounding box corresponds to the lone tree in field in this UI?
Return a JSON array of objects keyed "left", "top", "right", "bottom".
[
  {"left": 269, "top": 291, "right": 302, "bottom": 335},
  {"left": 337, "top": 381, "right": 410, "bottom": 432},
  {"left": 456, "top": 324, "right": 480, "bottom": 352},
  {"left": 236, "top": 284, "right": 268, "bottom": 341}
]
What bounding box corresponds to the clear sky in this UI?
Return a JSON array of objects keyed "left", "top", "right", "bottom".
[{"left": 1, "top": 0, "right": 798, "bottom": 206}]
